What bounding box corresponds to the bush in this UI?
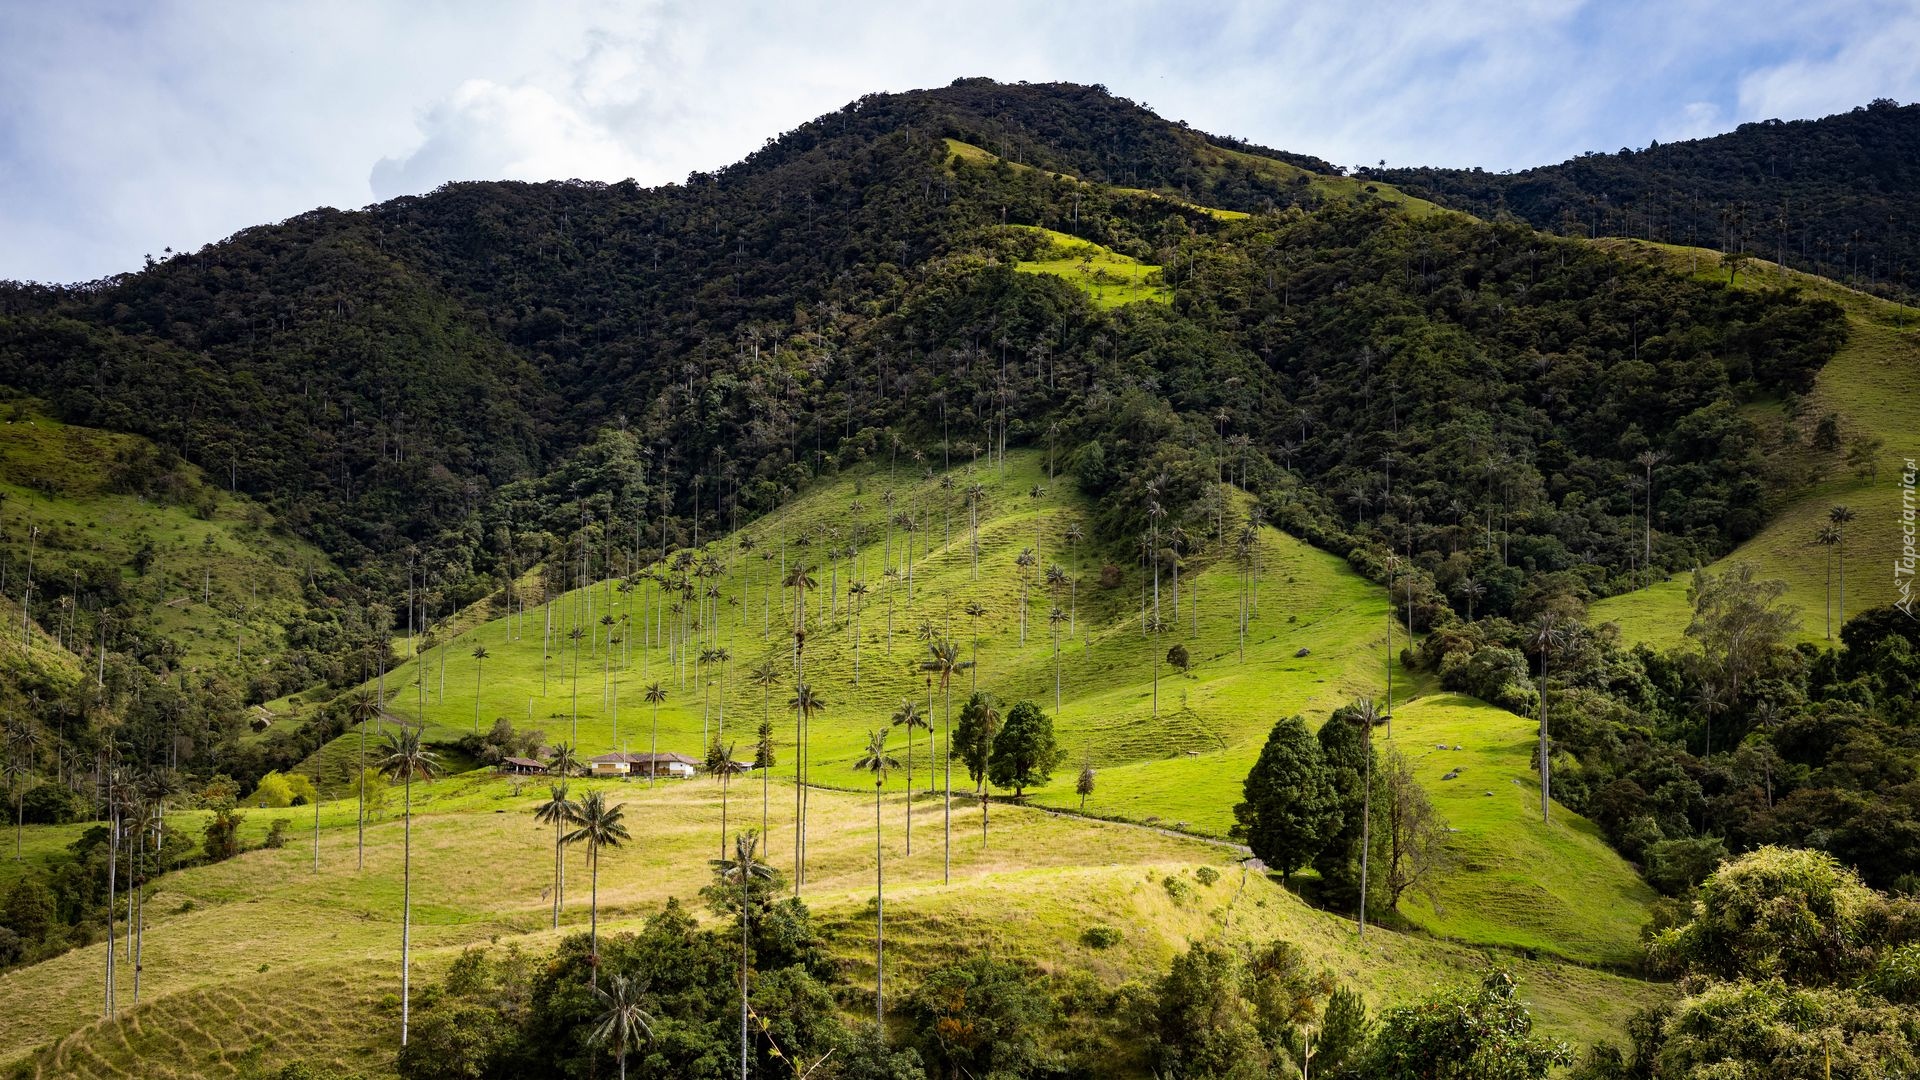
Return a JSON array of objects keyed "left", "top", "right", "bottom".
[
  {"left": 1081, "top": 925, "right": 1122, "bottom": 949},
  {"left": 17, "top": 782, "right": 82, "bottom": 825},
  {"left": 1644, "top": 836, "right": 1726, "bottom": 895},
  {"left": 264, "top": 818, "right": 292, "bottom": 849},
  {"left": 1194, "top": 866, "right": 1220, "bottom": 887},
  {"left": 250, "top": 770, "right": 316, "bottom": 809},
  {"left": 909, "top": 954, "right": 1057, "bottom": 1079},
  {"left": 1439, "top": 646, "right": 1537, "bottom": 713}
]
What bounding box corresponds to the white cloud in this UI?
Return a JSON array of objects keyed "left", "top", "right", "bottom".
[
  {"left": 1737, "top": 8, "right": 1920, "bottom": 119},
  {"left": 370, "top": 79, "right": 651, "bottom": 199},
  {"left": 2, "top": 0, "right": 1917, "bottom": 283}
]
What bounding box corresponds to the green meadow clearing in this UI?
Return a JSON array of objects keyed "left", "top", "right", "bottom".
[
  {"left": 1, "top": 770, "right": 1655, "bottom": 1079},
  {"left": 0, "top": 396, "right": 328, "bottom": 681},
  {"left": 1589, "top": 241, "right": 1920, "bottom": 648},
  {"left": 283, "top": 450, "right": 1650, "bottom": 970},
  {"left": 1010, "top": 226, "right": 1172, "bottom": 307}
]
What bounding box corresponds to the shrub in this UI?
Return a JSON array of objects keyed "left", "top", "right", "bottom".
[
  {"left": 1194, "top": 866, "right": 1220, "bottom": 887},
  {"left": 1081, "top": 925, "right": 1122, "bottom": 949},
  {"left": 264, "top": 818, "right": 292, "bottom": 849},
  {"left": 17, "top": 783, "right": 81, "bottom": 825},
  {"left": 1644, "top": 836, "right": 1726, "bottom": 895},
  {"left": 1162, "top": 874, "right": 1192, "bottom": 903}
]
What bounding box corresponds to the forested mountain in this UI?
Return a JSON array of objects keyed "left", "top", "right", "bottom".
[
  {"left": 0, "top": 77, "right": 1863, "bottom": 795},
  {"left": 1371, "top": 98, "right": 1920, "bottom": 302}
]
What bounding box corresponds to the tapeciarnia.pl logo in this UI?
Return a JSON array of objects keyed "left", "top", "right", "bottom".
[{"left": 1899, "top": 458, "right": 1917, "bottom": 618}]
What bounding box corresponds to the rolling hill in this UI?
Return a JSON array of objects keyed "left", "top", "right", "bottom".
[{"left": 1589, "top": 242, "right": 1920, "bottom": 647}]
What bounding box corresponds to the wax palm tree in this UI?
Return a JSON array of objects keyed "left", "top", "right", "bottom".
[
  {"left": 569, "top": 625, "right": 586, "bottom": 743},
  {"left": 564, "top": 789, "right": 632, "bottom": 988},
  {"left": 378, "top": 725, "right": 441, "bottom": 1046},
  {"left": 533, "top": 782, "right": 578, "bottom": 929},
  {"left": 754, "top": 717, "right": 776, "bottom": 841},
  {"left": 633, "top": 682, "right": 665, "bottom": 785},
  {"left": 591, "top": 974, "right": 655, "bottom": 1080},
  {"left": 749, "top": 659, "right": 780, "bottom": 837},
  {"left": 848, "top": 580, "right": 869, "bottom": 684},
  {"left": 711, "top": 830, "right": 775, "bottom": 1079},
  {"left": 1349, "top": 697, "right": 1381, "bottom": 938},
  {"left": 962, "top": 600, "right": 988, "bottom": 690},
  {"left": 1455, "top": 577, "right": 1484, "bottom": 621},
  {"left": 699, "top": 646, "right": 718, "bottom": 743},
  {"left": 6, "top": 722, "right": 38, "bottom": 859},
  {"left": 1529, "top": 613, "right": 1567, "bottom": 823},
  {"left": 713, "top": 645, "right": 732, "bottom": 747},
  {"left": 1635, "top": 449, "right": 1667, "bottom": 585},
  {"left": 470, "top": 644, "right": 490, "bottom": 733},
  {"left": 1014, "top": 547, "right": 1037, "bottom": 643},
  {"left": 345, "top": 688, "right": 381, "bottom": 870},
  {"left": 1063, "top": 521, "right": 1084, "bottom": 634},
  {"left": 783, "top": 563, "right": 817, "bottom": 641},
  {"left": 1693, "top": 680, "right": 1727, "bottom": 759},
  {"left": 853, "top": 730, "right": 900, "bottom": 1024},
  {"left": 900, "top": 514, "right": 920, "bottom": 602},
  {"left": 715, "top": 740, "right": 740, "bottom": 859},
  {"left": 1145, "top": 489, "right": 1166, "bottom": 630},
  {"left": 1830, "top": 505, "right": 1855, "bottom": 625},
  {"left": 1816, "top": 524, "right": 1841, "bottom": 638},
  {"left": 1048, "top": 605, "right": 1068, "bottom": 711},
  {"left": 890, "top": 698, "right": 929, "bottom": 853},
  {"left": 967, "top": 482, "right": 986, "bottom": 578},
  {"left": 918, "top": 639, "right": 972, "bottom": 884},
  {"left": 789, "top": 682, "right": 826, "bottom": 890},
  {"left": 600, "top": 613, "right": 617, "bottom": 706}
]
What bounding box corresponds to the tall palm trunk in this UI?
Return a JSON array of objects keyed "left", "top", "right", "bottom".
[
  {"left": 401, "top": 773, "right": 413, "bottom": 1045},
  {"left": 874, "top": 777, "right": 885, "bottom": 1025},
  {"left": 553, "top": 816, "right": 564, "bottom": 928},
  {"left": 1358, "top": 723, "right": 1371, "bottom": 940},
  {"left": 942, "top": 681, "right": 952, "bottom": 885},
  {"left": 1538, "top": 646, "right": 1552, "bottom": 823},
  {"left": 588, "top": 839, "right": 601, "bottom": 989},
  {"left": 104, "top": 805, "right": 116, "bottom": 1016}
]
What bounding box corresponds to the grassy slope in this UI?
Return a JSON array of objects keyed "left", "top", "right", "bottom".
[
  {"left": 1010, "top": 226, "right": 1171, "bottom": 308},
  {"left": 0, "top": 395, "right": 331, "bottom": 682},
  {"left": 305, "top": 451, "right": 1648, "bottom": 968},
  {"left": 2, "top": 773, "right": 1653, "bottom": 1078},
  {"left": 1588, "top": 242, "right": 1920, "bottom": 648},
  {"left": 943, "top": 137, "right": 1447, "bottom": 220}
]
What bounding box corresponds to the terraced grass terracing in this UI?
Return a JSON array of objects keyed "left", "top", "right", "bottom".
[
  {"left": 2, "top": 772, "right": 1660, "bottom": 1078},
  {"left": 0, "top": 395, "right": 330, "bottom": 680},
  {"left": 1010, "top": 226, "right": 1171, "bottom": 307},
  {"left": 1588, "top": 241, "right": 1920, "bottom": 647}
]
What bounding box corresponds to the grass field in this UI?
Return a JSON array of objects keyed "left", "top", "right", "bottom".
[
  {"left": 1010, "top": 225, "right": 1172, "bottom": 307},
  {"left": 1588, "top": 241, "right": 1920, "bottom": 648},
  {"left": 0, "top": 771, "right": 1659, "bottom": 1078},
  {"left": 284, "top": 450, "right": 1650, "bottom": 970},
  {"left": 0, "top": 394, "right": 330, "bottom": 682}
]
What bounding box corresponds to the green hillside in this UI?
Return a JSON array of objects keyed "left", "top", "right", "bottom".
[
  {"left": 0, "top": 393, "right": 332, "bottom": 686},
  {"left": 0, "top": 771, "right": 1656, "bottom": 1078},
  {"left": 310, "top": 450, "right": 1651, "bottom": 967},
  {"left": 1589, "top": 241, "right": 1920, "bottom": 647},
  {"left": 1010, "top": 226, "right": 1170, "bottom": 307}
]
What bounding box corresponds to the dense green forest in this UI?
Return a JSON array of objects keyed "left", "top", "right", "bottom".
[{"left": 1371, "top": 98, "right": 1920, "bottom": 302}]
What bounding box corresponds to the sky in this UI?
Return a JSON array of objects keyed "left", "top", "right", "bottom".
[{"left": 2, "top": 0, "right": 1917, "bottom": 284}]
